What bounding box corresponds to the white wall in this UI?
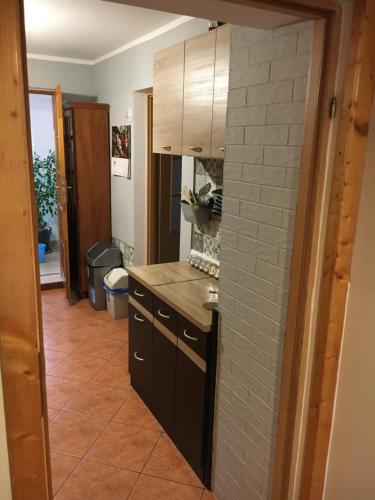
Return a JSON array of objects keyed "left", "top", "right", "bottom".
[
  {"left": 27, "top": 58, "right": 94, "bottom": 95},
  {"left": 323, "top": 99, "right": 375, "bottom": 500},
  {"left": 92, "top": 18, "right": 208, "bottom": 251},
  {"left": 0, "top": 367, "right": 12, "bottom": 500},
  {"left": 29, "top": 93, "right": 55, "bottom": 158},
  {"left": 29, "top": 93, "right": 59, "bottom": 239}
]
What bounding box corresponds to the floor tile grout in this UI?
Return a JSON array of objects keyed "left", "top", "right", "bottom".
[{"left": 44, "top": 290, "right": 210, "bottom": 499}]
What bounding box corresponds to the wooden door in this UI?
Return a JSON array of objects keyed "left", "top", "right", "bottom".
[
  {"left": 0, "top": 0, "right": 51, "bottom": 498},
  {"left": 153, "top": 43, "right": 185, "bottom": 155},
  {"left": 73, "top": 103, "right": 111, "bottom": 294},
  {"left": 129, "top": 324, "right": 153, "bottom": 409},
  {"left": 182, "top": 30, "right": 216, "bottom": 158},
  {"left": 211, "top": 25, "right": 231, "bottom": 159},
  {"left": 155, "top": 154, "right": 181, "bottom": 263},
  {"left": 54, "top": 85, "right": 71, "bottom": 298},
  {"left": 152, "top": 326, "right": 177, "bottom": 436}
]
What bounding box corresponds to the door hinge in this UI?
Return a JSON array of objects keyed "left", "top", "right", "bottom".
[{"left": 329, "top": 97, "right": 337, "bottom": 119}]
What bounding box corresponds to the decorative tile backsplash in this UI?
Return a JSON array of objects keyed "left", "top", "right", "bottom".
[
  {"left": 112, "top": 238, "right": 134, "bottom": 268},
  {"left": 191, "top": 158, "right": 223, "bottom": 261}
]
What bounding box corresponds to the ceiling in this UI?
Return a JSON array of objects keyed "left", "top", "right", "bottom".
[
  {"left": 25, "top": 0, "right": 297, "bottom": 65},
  {"left": 24, "top": 0, "right": 188, "bottom": 63}
]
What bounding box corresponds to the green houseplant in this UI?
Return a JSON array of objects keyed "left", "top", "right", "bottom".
[{"left": 33, "top": 150, "right": 57, "bottom": 250}]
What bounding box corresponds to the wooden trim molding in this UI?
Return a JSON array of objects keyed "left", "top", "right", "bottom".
[
  {"left": 300, "top": 1, "right": 375, "bottom": 498},
  {"left": 0, "top": 0, "right": 51, "bottom": 498}
]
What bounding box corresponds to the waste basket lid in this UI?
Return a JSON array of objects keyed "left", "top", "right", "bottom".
[
  {"left": 85, "top": 241, "right": 122, "bottom": 267},
  {"left": 104, "top": 268, "right": 129, "bottom": 289}
]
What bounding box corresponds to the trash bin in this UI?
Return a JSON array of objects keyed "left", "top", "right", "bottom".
[
  {"left": 103, "top": 268, "right": 129, "bottom": 319},
  {"left": 85, "top": 241, "right": 122, "bottom": 311}
]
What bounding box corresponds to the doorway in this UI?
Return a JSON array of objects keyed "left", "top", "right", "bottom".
[{"left": 29, "top": 90, "right": 63, "bottom": 287}]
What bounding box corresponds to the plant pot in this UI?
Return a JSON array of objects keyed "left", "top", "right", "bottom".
[
  {"left": 181, "top": 202, "right": 211, "bottom": 225},
  {"left": 38, "top": 227, "right": 52, "bottom": 252}
]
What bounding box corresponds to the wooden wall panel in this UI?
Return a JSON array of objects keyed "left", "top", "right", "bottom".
[
  {"left": 300, "top": 1, "right": 375, "bottom": 498},
  {"left": 0, "top": 0, "right": 51, "bottom": 498}
]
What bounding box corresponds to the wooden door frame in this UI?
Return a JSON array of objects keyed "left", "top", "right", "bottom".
[
  {"left": 146, "top": 92, "right": 156, "bottom": 264},
  {"left": 1, "top": 0, "right": 374, "bottom": 499},
  {"left": 0, "top": 0, "right": 52, "bottom": 498},
  {"left": 29, "top": 87, "right": 65, "bottom": 291}
]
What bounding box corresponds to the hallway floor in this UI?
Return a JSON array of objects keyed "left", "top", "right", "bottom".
[
  {"left": 43, "top": 289, "right": 214, "bottom": 500},
  {"left": 40, "top": 249, "right": 63, "bottom": 285}
]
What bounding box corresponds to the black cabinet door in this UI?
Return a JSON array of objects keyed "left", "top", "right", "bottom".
[
  {"left": 174, "top": 348, "right": 206, "bottom": 479},
  {"left": 129, "top": 330, "right": 153, "bottom": 409},
  {"left": 129, "top": 303, "right": 153, "bottom": 357},
  {"left": 152, "top": 327, "right": 177, "bottom": 436}
]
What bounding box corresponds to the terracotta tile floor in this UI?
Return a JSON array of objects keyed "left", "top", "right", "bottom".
[{"left": 43, "top": 289, "right": 216, "bottom": 499}]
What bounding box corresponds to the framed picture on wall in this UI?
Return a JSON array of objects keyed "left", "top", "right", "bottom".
[{"left": 112, "top": 125, "right": 131, "bottom": 179}]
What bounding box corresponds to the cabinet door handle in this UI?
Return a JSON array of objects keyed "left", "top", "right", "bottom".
[
  {"left": 134, "top": 289, "right": 145, "bottom": 297},
  {"left": 134, "top": 313, "right": 145, "bottom": 322},
  {"left": 219, "top": 147, "right": 225, "bottom": 152},
  {"left": 160, "top": 145, "right": 171, "bottom": 151},
  {"left": 183, "top": 329, "right": 198, "bottom": 342},
  {"left": 188, "top": 146, "right": 203, "bottom": 153},
  {"left": 134, "top": 352, "right": 144, "bottom": 362},
  {"left": 158, "top": 309, "right": 170, "bottom": 319}
]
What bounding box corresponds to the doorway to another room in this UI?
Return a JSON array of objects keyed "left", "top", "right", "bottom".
[{"left": 29, "top": 90, "right": 63, "bottom": 287}]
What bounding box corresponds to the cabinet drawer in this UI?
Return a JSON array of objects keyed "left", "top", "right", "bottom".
[
  {"left": 154, "top": 297, "right": 178, "bottom": 333},
  {"left": 178, "top": 316, "right": 207, "bottom": 360},
  {"left": 129, "top": 336, "right": 153, "bottom": 409},
  {"left": 129, "top": 276, "right": 153, "bottom": 313},
  {"left": 129, "top": 303, "right": 153, "bottom": 357}
]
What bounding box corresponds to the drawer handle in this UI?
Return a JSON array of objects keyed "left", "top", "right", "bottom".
[
  {"left": 183, "top": 329, "right": 198, "bottom": 342},
  {"left": 160, "top": 145, "right": 171, "bottom": 151},
  {"left": 219, "top": 147, "right": 225, "bottom": 152},
  {"left": 188, "top": 146, "right": 203, "bottom": 153},
  {"left": 158, "top": 309, "right": 170, "bottom": 319},
  {"left": 134, "top": 313, "right": 145, "bottom": 322},
  {"left": 134, "top": 352, "right": 144, "bottom": 362},
  {"left": 134, "top": 289, "right": 145, "bottom": 297}
]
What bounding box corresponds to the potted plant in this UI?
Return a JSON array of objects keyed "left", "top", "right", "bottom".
[{"left": 33, "top": 150, "right": 57, "bottom": 251}]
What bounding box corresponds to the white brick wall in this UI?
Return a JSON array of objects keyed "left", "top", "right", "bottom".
[{"left": 213, "top": 21, "right": 312, "bottom": 500}]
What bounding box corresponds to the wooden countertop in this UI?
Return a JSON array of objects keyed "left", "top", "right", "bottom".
[
  {"left": 127, "top": 261, "right": 207, "bottom": 287},
  {"left": 127, "top": 262, "right": 218, "bottom": 332},
  {"left": 154, "top": 278, "right": 217, "bottom": 332}
]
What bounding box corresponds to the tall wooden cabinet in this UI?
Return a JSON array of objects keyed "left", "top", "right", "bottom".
[
  {"left": 64, "top": 102, "right": 111, "bottom": 296},
  {"left": 182, "top": 30, "right": 216, "bottom": 158},
  {"left": 153, "top": 43, "right": 185, "bottom": 155},
  {"left": 211, "top": 24, "right": 231, "bottom": 159},
  {"left": 153, "top": 25, "right": 231, "bottom": 159}
]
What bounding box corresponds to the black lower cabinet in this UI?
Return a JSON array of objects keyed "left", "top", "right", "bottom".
[
  {"left": 129, "top": 277, "right": 218, "bottom": 489},
  {"left": 174, "top": 349, "right": 206, "bottom": 480},
  {"left": 129, "top": 331, "right": 153, "bottom": 409},
  {"left": 151, "top": 327, "right": 177, "bottom": 436}
]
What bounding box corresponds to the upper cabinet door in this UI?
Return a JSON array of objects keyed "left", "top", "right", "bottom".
[
  {"left": 153, "top": 42, "right": 185, "bottom": 155},
  {"left": 211, "top": 25, "right": 231, "bottom": 159},
  {"left": 182, "top": 30, "right": 216, "bottom": 158}
]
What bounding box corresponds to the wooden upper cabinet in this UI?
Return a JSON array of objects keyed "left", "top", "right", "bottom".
[
  {"left": 182, "top": 30, "right": 216, "bottom": 158},
  {"left": 211, "top": 25, "right": 231, "bottom": 159},
  {"left": 153, "top": 42, "right": 185, "bottom": 155}
]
